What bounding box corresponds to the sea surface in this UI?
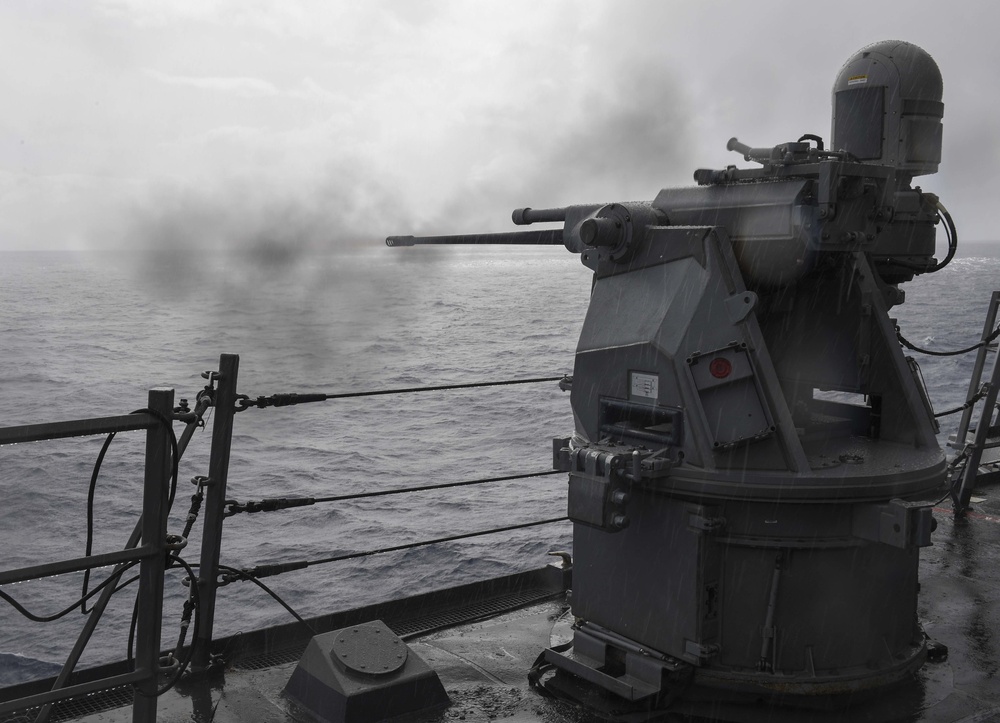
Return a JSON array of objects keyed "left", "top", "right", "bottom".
[{"left": 0, "top": 241, "right": 998, "bottom": 684}]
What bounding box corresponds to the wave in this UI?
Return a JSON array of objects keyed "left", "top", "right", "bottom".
[{"left": 0, "top": 653, "right": 63, "bottom": 686}]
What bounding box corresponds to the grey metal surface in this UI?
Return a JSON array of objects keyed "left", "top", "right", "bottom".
[
  {"left": 132, "top": 387, "right": 175, "bottom": 723},
  {"left": 284, "top": 622, "right": 447, "bottom": 723},
  {"left": 384, "top": 38, "right": 955, "bottom": 710},
  {"left": 192, "top": 354, "right": 240, "bottom": 672},
  {"left": 48, "top": 509, "right": 1000, "bottom": 723},
  {"left": 329, "top": 622, "right": 408, "bottom": 676},
  {"left": 832, "top": 40, "right": 943, "bottom": 176},
  {"left": 0, "top": 571, "right": 565, "bottom": 722}
]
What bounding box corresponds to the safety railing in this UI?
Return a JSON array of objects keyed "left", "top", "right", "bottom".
[
  {"left": 952, "top": 290, "right": 1000, "bottom": 511},
  {"left": 0, "top": 389, "right": 175, "bottom": 723},
  {"left": 897, "top": 288, "right": 1000, "bottom": 514},
  {"left": 187, "top": 354, "right": 567, "bottom": 668},
  {"left": 0, "top": 353, "right": 569, "bottom": 723}
]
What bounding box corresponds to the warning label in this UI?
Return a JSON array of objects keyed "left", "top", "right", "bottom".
[{"left": 630, "top": 372, "right": 658, "bottom": 400}]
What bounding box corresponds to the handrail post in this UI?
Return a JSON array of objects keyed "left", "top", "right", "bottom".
[
  {"left": 956, "top": 291, "right": 1000, "bottom": 445},
  {"left": 133, "top": 387, "right": 174, "bottom": 723},
  {"left": 956, "top": 329, "right": 1000, "bottom": 512},
  {"left": 191, "top": 353, "right": 240, "bottom": 671}
]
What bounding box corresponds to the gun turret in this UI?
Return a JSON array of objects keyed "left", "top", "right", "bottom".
[{"left": 386, "top": 40, "right": 953, "bottom": 713}]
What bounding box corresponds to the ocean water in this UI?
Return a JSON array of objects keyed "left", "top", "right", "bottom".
[{"left": 0, "top": 241, "right": 997, "bottom": 683}]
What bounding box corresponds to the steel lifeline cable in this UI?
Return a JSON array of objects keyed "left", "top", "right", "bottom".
[
  {"left": 217, "top": 516, "right": 569, "bottom": 585},
  {"left": 224, "top": 378, "right": 567, "bottom": 519},
  {"left": 232, "top": 375, "right": 569, "bottom": 412},
  {"left": 214, "top": 375, "right": 571, "bottom": 623},
  {"left": 222, "top": 470, "right": 562, "bottom": 517}
]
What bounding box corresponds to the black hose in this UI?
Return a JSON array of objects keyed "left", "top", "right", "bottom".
[
  {"left": 81, "top": 431, "right": 118, "bottom": 613},
  {"left": 216, "top": 564, "right": 315, "bottom": 634},
  {"left": 891, "top": 200, "right": 958, "bottom": 273},
  {"left": 0, "top": 564, "right": 140, "bottom": 623},
  {"left": 898, "top": 323, "right": 1000, "bottom": 357}
]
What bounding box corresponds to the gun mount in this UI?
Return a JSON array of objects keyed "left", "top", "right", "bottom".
[{"left": 387, "top": 40, "right": 952, "bottom": 714}]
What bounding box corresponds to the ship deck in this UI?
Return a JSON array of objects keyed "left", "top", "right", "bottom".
[{"left": 6, "top": 494, "right": 1000, "bottom": 723}]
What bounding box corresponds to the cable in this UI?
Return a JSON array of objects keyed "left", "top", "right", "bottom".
[
  {"left": 313, "top": 470, "right": 561, "bottom": 504},
  {"left": 945, "top": 448, "right": 972, "bottom": 509},
  {"left": 308, "top": 516, "right": 568, "bottom": 567},
  {"left": 80, "top": 408, "right": 179, "bottom": 613},
  {"left": 156, "top": 556, "right": 201, "bottom": 696},
  {"left": 127, "top": 585, "right": 139, "bottom": 669},
  {"left": 132, "top": 407, "right": 180, "bottom": 510},
  {"left": 0, "top": 563, "right": 140, "bottom": 623},
  {"left": 235, "top": 375, "right": 567, "bottom": 411},
  {"left": 925, "top": 485, "right": 959, "bottom": 510},
  {"left": 173, "top": 478, "right": 205, "bottom": 557},
  {"left": 216, "top": 564, "right": 316, "bottom": 634},
  {"left": 125, "top": 556, "right": 202, "bottom": 696},
  {"left": 933, "top": 386, "right": 991, "bottom": 418},
  {"left": 81, "top": 431, "right": 118, "bottom": 613},
  {"left": 890, "top": 199, "right": 958, "bottom": 273},
  {"left": 223, "top": 470, "right": 562, "bottom": 516},
  {"left": 211, "top": 519, "right": 571, "bottom": 630},
  {"left": 897, "top": 323, "right": 1000, "bottom": 357},
  {"left": 934, "top": 200, "right": 959, "bottom": 272}
]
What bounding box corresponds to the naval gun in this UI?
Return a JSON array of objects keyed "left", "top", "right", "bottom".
[{"left": 388, "top": 40, "right": 952, "bottom": 712}]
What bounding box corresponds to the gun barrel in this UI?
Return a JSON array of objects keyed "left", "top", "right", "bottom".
[
  {"left": 386, "top": 229, "right": 563, "bottom": 247},
  {"left": 511, "top": 207, "right": 568, "bottom": 225}
]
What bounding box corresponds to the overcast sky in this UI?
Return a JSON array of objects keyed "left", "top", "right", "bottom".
[{"left": 1, "top": 0, "right": 997, "bottom": 253}]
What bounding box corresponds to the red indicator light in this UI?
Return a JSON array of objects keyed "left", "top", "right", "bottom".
[{"left": 709, "top": 358, "right": 732, "bottom": 379}]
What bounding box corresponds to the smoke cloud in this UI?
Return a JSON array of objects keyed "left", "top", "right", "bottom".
[
  {"left": 95, "top": 1, "right": 699, "bottom": 270},
  {"left": 2, "top": 0, "right": 997, "bottom": 255}
]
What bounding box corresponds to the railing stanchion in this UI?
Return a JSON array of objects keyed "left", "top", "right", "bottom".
[
  {"left": 133, "top": 387, "right": 174, "bottom": 723},
  {"left": 192, "top": 353, "right": 240, "bottom": 671},
  {"left": 956, "top": 291, "right": 1000, "bottom": 446}
]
